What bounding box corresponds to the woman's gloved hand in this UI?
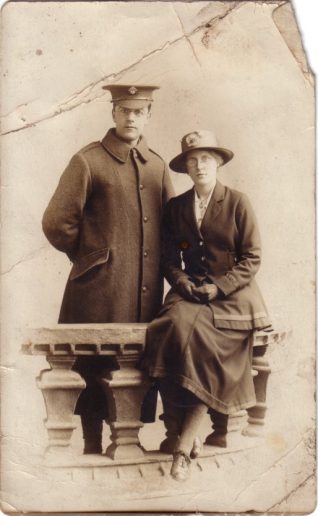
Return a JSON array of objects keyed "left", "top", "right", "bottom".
[
  {"left": 174, "top": 278, "right": 201, "bottom": 303},
  {"left": 192, "top": 284, "right": 219, "bottom": 303}
]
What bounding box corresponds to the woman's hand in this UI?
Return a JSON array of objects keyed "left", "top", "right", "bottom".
[
  {"left": 175, "top": 278, "right": 201, "bottom": 303},
  {"left": 192, "top": 284, "right": 219, "bottom": 303}
]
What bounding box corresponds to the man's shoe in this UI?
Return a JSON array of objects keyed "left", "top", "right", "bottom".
[
  {"left": 190, "top": 436, "right": 202, "bottom": 459},
  {"left": 170, "top": 451, "right": 191, "bottom": 482},
  {"left": 204, "top": 431, "right": 227, "bottom": 448},
  {"left": 83, "top": 441, "right": 103, "bottom": 454}
]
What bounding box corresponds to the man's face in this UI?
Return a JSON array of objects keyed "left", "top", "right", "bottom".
[
  {"left": 112, "top": 104, "right": 151, "bottom": 143},
  {"left": 185, "top": 149, "right": 220, "bottom": 188}
]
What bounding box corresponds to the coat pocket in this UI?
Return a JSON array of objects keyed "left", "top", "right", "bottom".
[{"left": 70, "top": 248, "right": 110, "bottom": 280}]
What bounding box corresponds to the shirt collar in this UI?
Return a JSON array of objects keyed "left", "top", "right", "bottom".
[
  {"left": 194, "top": 185, "right": 215, "bottom": 206},
  {"left": 101, "top": 128, "right": 151, "bottom": 163}
]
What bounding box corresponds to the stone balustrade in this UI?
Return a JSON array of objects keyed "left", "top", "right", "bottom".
[{"left": 22, "top": 324, "right": 283, "bottom": 461}]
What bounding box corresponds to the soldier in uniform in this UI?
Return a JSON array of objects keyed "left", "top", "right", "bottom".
[
  {"left": 142, "top": 130, "right": 270, "bottom": 481},
  {"left": 42, "top": 84, "right": 174, "bottom": 453}
]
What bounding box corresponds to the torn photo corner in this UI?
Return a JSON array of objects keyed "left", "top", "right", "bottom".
[{"left": 0, "top": 0, "right": 316, "bottom": 513}]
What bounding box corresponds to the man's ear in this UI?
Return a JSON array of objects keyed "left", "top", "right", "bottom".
[
  {"left": 143, "top": 110, "right": 151, "bottom": 127},
  {"left": 111, "top": 107, "right": 116, "bottom": 123}
]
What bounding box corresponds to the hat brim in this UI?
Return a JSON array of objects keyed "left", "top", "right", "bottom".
[
  {"left": 169, "top": 147, "right": 234, "bottom": 173},
  {"left": 111, "top": 99, "right": 153, "bottom": 109}
]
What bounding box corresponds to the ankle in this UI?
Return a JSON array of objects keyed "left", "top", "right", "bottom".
[
  {"left": 170, "top": 450, "right": 191, "bottom": 482},
  {"left": 173, "top": 450, "right": 191, "bottom": 462}
]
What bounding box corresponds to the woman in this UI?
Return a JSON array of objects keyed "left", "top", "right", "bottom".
[{"left": 142, "top": 130, "right": 271, "bottom": 481}]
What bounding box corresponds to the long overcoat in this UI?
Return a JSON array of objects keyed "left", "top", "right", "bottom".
[{"left": 42, "top": 129, "right": 174, "bottom": 324}]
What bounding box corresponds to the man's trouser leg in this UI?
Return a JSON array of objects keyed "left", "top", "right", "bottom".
[
  {"left": 81, "top": 415, "right": 103, "bottom": 454},
  {"left": 73, "top": 357, "right": 113, "bottom": 454}
]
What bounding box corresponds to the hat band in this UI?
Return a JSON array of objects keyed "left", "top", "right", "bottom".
[{"left": 111, "top": 97, "right": 153, "bottom": 102}]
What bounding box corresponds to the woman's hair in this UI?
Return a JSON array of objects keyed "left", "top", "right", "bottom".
[{"left": 207, "top": 150, "right": 223, "bottom": 166}]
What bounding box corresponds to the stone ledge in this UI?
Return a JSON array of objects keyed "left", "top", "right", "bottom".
[
  {"left": 21, "top": 325, "right": 286, "bottom": 459},
  {"left": 43, "top": 434, "right": 260, "bottom": 470},
  {"left": 22, "top": 323, "right": 148, "bottom": 355},
  {"left": 7, "top": 433, "right": 312, "bottom": 513},
  {"left": 22, "top": 325, "right": 285, "bottom": 356}
]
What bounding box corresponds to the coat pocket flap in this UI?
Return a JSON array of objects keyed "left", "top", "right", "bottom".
[{"left": 70, "top": 248, "right": 110, "bottom": 280}]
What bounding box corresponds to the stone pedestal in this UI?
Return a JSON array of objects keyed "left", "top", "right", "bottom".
[
  {"left": 228, "top": 410, "right": 247, "bottom": 433},
  {"left": 242, "top": 349, "right": 271, "bottom": 437},
  {"left": 24, "top": 325, "right": 280, "bottom": 459},
  {"left": 37, "top": 356, "right": 86, "bottom": 455},
  {"left": 100, "top": 354, "right": 150, "bottom": 460}
]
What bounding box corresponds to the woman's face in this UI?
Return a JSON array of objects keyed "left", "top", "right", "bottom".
[{"left": 185, "top": 149, "right": 219, "bottom": 188}]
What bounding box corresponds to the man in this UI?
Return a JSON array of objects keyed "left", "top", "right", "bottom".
[{"left": 42, "top": 84, "right": 174, "bottom": 453}]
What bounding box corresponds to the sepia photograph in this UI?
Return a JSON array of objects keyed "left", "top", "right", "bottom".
[{"left": 0, "top": 0, "right": 316, "bottom": 513}]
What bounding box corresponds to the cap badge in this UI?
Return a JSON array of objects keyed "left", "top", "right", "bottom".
[
  {"left": 185, "top": 132, "right": 201, "bottom": 147},
  {"left": 128, "top": 86, "right": 138, "bottom": 95}
]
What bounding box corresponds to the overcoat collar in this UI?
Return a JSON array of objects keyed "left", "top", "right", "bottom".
[
  {"left": 101, "top": 128, "right": 151, "bottom": 163},
  {"left": 183, "top": 180, "right": 226, "bottom": 237}
]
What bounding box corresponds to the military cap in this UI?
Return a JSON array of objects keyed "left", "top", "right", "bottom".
[
  {"left": 169, "top": 130, "right": 234, "bottom": 173},
  {"left": 103, "top": 84, "right": 159, "bottom": 108}
]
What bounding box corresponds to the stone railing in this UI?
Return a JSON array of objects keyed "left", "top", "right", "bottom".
[{"left": 22, "top": 324, "right": 283, "bottom": 461}]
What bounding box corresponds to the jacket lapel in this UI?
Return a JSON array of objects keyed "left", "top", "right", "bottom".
[{"left": 200, "top": 180, "right": 225, "bottom": 235}]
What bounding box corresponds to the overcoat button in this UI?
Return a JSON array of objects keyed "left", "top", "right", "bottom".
[
  {"left": 143, "top": 216, "right": 148, "bottom": 222},
  {"left": 201, "top": 256, "right": 206, "bottom": 261},
  {"left": 199, "top": 241, "right": 204, "bottom": 246},
  {"left": 139, "top": 184, "right": 144, "bottom": 190},
  {"left": 143, "top": 251, "right": 148, "bottom": 257},
  {"left": 142, "top": 286, "right": 148, "bottom": 292}
]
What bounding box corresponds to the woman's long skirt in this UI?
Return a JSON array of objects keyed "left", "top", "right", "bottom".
[{"left": 143, "top": 294, "right": 256, "bottom": 415}]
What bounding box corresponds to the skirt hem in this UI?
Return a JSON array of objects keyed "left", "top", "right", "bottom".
[{"left": 148, "top": 368, "right": 256, "bottom": 415}]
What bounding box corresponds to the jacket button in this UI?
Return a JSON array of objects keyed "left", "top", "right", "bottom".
[
  {"left": 143, "top": 251, "right": 148, "bottom": 257},
  {"left": 143, "top": 216, "right": 148, "bottom": 222},
  {"left": 199, "top": 241, "right": 204, "bottom": 246},
  {"left": 139, "top": 184, "right": 144, "bottom": 190},
  {"left": 142, "top": 286, "right": 148, "bottom": 292},
  {"left": 201, "top": 256, "right": 206, "bottom": 261}
]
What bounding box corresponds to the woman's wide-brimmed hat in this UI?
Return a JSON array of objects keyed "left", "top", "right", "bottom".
[{"left": 169, "top": 130, "right": 234, "bottom": 173}]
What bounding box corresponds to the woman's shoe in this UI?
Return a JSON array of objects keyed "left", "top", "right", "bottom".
[
  {"left": 190, "top": 436, "right": 202, "bottom": 459},
  {"left": 204, "top": 431, "right": 227, "bottom": 448},
  {"left": 170, "top": 451, "right": 191, "bottom": 481},
  {"left": 159, "top": 436, "right": 179, "bottom": 454}
]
